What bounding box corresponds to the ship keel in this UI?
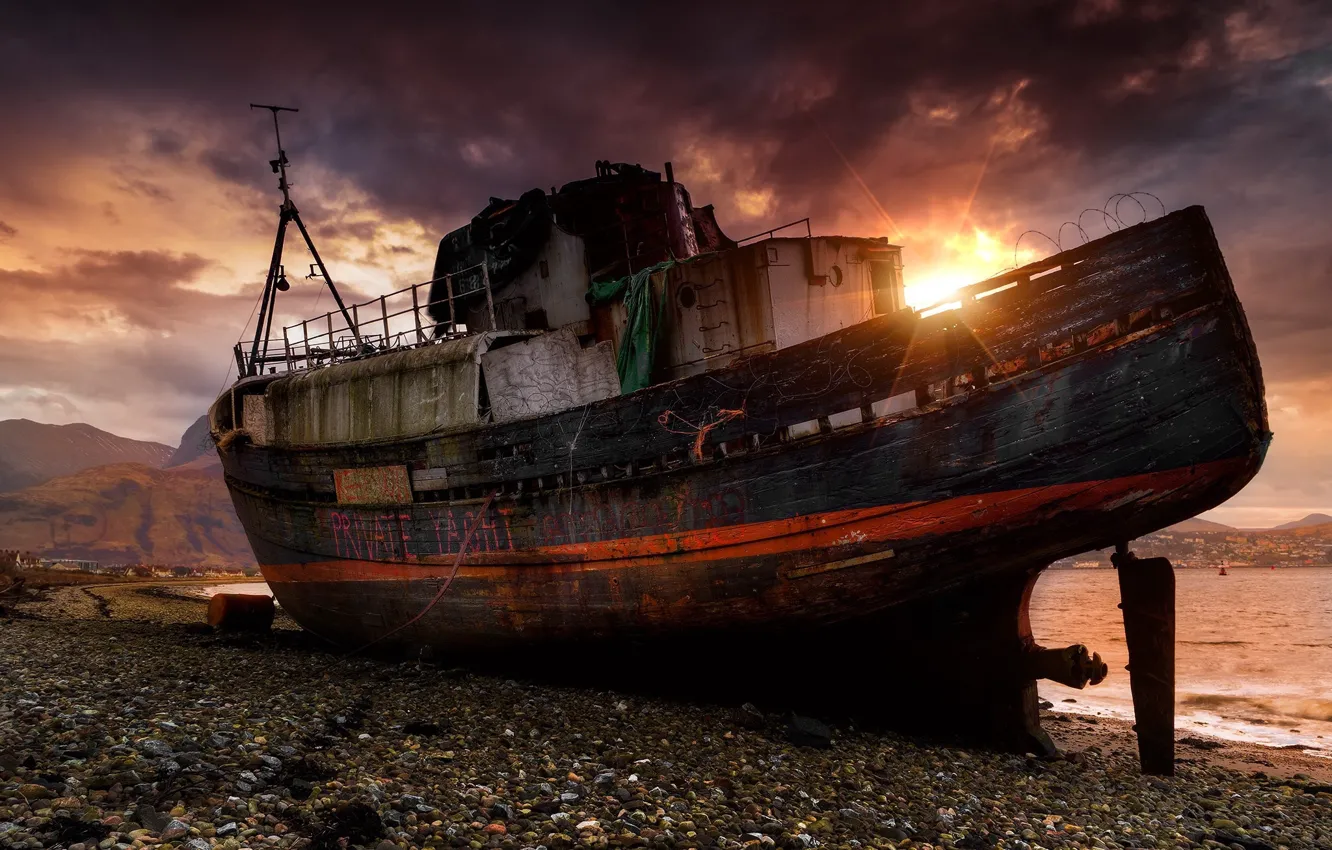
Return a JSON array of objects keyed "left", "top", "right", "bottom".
[
  {"left": 839, "top": 565, "right": 1107, "bottom": 757},
  {"left": 855, "top": 567, "right": 1059, "bottom": 754}
]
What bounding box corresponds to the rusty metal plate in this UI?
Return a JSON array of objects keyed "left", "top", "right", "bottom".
[{"left": 334, "top": 465, "right": 412, "bottom": 505}]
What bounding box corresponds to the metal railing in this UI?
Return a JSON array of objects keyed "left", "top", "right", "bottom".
[
  {"left": 735, "top": 218, "right": 812, "bottom": 246},
  {"left": 234, "top": 259, "right": 496, "bottom": 378}
]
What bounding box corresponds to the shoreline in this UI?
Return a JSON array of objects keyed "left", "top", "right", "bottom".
[
  {"left": 1048, "top": 564, "right": 1332, "bottom": 569},
  {"left": 11, "top": 580, "right": 1332, "bottom": 782},
  {"left": 3, "top": 583, "right": 1330, "bottom": 850}
]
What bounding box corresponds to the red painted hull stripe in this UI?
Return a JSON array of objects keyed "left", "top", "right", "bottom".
[{"left": 260, "top": 457, "right": 1245, "bottom": 584}]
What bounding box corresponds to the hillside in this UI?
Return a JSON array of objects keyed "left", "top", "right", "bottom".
[
  {"left": 1273, "top": 513, "right": 1332, "bottom": 530},
  {"left": 1288, "top": 521, "right": 1332, "bottom": 539},
  {"left": 0, "top": 419, "right": 173, "bottom": 492},
  {"left": 1169, "top": 517, "right": 1235, "bottom": 532},
  {"left": 0, "top": 461, "right": 254, "bottom": 569},
  {"left": 165, "top": 414, "right": 213, "bottom": 468}
]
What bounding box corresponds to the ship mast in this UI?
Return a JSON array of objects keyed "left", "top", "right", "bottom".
[{"left": 245, "top": 103, "right": 362, "bottom": 377}]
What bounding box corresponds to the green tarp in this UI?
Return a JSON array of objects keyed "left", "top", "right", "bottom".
[{"left": 586, "top": 258, "right": 678, "bottom": 394}]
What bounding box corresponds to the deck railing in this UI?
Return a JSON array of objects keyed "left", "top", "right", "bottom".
[
  {"left": 234, "top": 260, "right": 496, "bottom": 378},
  {"left": 735, "top": 218, "right": 812, "bottom": 246}
]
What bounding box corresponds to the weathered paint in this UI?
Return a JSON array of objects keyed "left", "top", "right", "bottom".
[
  {"left": 333, "top": 465, "right": 412, "bottom": 505},
  {"left": 480, "top": 327, "right": 620, "bottom": 422},
  {"left": 657, "top": 236, "right": 901, "bottom": 380},
  {"left": 479, "top": 222, "right": 592, "bottom": 332},
  {"left": 262, "top": 333, "right": 514, "bottom": 446},
  {"left": 213, "top": 205, "right": 1268, "bottom": 750},
  {"left": 238, "top": 454, "right": 1250, "bottom": 643}
]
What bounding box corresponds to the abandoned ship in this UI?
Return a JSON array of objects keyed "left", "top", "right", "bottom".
[{"left": 212, "top": 128, "right": 1269, "bottom": 768}]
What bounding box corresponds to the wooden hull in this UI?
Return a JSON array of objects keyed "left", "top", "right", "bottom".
[{"left": 218, "top": 207, "right": 1268, "bottom": 661}]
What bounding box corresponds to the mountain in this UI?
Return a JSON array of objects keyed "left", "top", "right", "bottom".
[
  {"left": 1272, "top": 513, "right": 1332, "bottom": 530},
  {"left": 0, "top": 461, "right": 254, "bottom": 569},
  {"left": 0, "top": 419, "right": 173, "bottom": 492},
  {"left": 1168, "top": 517, "right": 1235, "bottom": 532},
  {"left": 1289, "top": 522, "right": 1332, "bottom": 539},
  {"left": 164, "top": 414, "right": 213, "bottom": 468}
]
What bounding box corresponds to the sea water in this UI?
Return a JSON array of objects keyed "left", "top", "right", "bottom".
[{"left": 1032, "top": 566, "right": 1332, "bottom": 755}]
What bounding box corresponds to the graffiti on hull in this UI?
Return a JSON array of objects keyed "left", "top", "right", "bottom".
[{"left": 320, "top": 485, "right": 748, "bottom": 561}]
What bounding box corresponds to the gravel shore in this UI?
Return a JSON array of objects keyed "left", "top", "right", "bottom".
[{"left": 2, "top": 584, "right": 1330, "bottom": 850}]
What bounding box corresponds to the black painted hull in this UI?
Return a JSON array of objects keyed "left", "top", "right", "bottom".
[{"left": 217, "top": 207, "right": 1268, "bottom": 657}]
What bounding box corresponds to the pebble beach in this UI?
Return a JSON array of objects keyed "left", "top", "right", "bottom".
[{"left": 2, "top": 582, "right": 1330, "bottom": 850}]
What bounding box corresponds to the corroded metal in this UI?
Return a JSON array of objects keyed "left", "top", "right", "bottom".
[
  {"left": 1114, "top": 550, "right": 1177, "bottom": 775},
  {"left": 333, "top": 466, "right": 412, "bottom": 505},
  {"left": 1024, "top": 644, "right": 1109, "bottom": 689},
  {"left": 214, "top": 197, "right": 1267, "bottom": 759}
]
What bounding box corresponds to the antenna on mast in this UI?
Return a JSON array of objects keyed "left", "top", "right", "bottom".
[
  {"left": 243, "top": 104, "right": 363, "bottom": 377},
  {"left": 250, "top": 103, "right": 298, "bottom": 204}
]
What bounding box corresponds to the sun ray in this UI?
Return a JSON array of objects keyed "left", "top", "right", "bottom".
[
  {"left": 822, "top": 131, "right": 905, "bottom": 242},
  {"left": 954, "top": 81, "right": 1024, "bottom": 237}
]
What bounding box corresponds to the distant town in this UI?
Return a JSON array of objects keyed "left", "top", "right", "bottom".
[
  {"left": 1053, "top": 517, "right": 1332, "bottom": 569},
  {"left": 0, "top": 549, "right": 255, "bottom": 578}
]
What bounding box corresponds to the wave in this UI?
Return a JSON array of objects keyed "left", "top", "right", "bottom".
[{"left": 1182, "top": 693, "right": 1332, "bottom": 722}]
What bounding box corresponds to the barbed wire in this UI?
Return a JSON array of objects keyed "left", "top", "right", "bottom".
[{"left": 1003, "top": 191, "right": 1167, "bottom": 272}]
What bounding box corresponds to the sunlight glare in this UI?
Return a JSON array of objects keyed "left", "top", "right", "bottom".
[{"left": 903, "top": 226, "right": 1038, "bottom": 310}]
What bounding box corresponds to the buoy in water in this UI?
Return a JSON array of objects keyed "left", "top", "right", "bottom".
[{"left": 207, "top": 593, "right": 275, "bottom": 632}]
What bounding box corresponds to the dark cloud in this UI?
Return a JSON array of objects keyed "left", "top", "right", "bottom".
[
  {"left": 0, "top": 222, "right": 15, "bottom": 239},
  {"left": 0, "top": 250, "right": 218, "bottom": 331},
  {"left": 0, "top": 247, "right": 378, "bottom": 441},
  {"left": 0, "top": 1, "right": 1329, "bottom": 508},
  {"left": 116, "top": 178, "right": 173, "bottom": 202},
  {"left": 4, "top": 2, "right": 1327, "bottom": 224},
  {"left": 200, "top": 148, "right": 258, "bottom": 186},
  {"left": 147, "top": 129, "right": 187, "bottom": 158}
]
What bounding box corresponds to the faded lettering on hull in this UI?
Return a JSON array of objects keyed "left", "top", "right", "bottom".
[
  {"left": 320, "top": 485, "right": 746, "bottom": 562},
  {"left": 326, "top": 505, "right": 516, "bottom": 559},
  {"left": 536, "top": 487, "right": 747, "bottom": 545}
]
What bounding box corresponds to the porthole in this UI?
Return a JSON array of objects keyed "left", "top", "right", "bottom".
[
  {"left": 677, "top": 284, "right": 697, "bottom": 309},
  {"left": 829, "top": 264, "right": 843, "bottom": 286}
]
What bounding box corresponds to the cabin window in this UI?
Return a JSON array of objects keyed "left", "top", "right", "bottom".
[
  {"left": 870, "top": 259, "right": 902, "bottom": 315},
  {"left": 677, "top": 284, "right": 696, "bottom": 310}
]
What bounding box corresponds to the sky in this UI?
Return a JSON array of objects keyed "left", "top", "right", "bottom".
[{"left": 0, "top": 1, "right": 1329, "bottom": 527}]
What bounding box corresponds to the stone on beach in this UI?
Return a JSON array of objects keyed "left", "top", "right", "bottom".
[{"left": 1, "top": 583, "right": 1330, "bottom": 850}]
